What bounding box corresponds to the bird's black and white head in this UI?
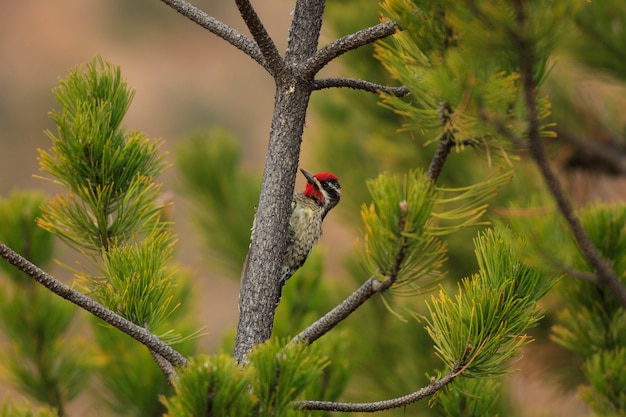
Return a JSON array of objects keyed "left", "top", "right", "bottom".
[{"left": 301, "top": 168, "right": 341, "bottom": 218}]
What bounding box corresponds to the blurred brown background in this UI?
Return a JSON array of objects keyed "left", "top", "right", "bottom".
[
  {"left": 0, "top": 0, "right": 355, "bottom": 380},
  {"left": 1, "top": 2, "right": 623, "bottom": 416},
  {"left": 0, "top": 0, "right": 302, "bottom": 336}
]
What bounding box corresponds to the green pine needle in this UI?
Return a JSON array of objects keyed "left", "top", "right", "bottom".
[
  {"left": 37, "top": 57, "right": 167, "bottom": 252},
  {"left": 425, "top": 228, "right": 552, "bottom": 377},
  {"left": 357, "top": 170, "right": 447, "bottom": 295}
]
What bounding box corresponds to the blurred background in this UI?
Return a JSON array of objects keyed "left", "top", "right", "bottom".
[
  {"left": 0, "top": 0, "right": 292, "bottom": 348},
  {"left": 1, "top": 1, "right": 625, "bottom": 416}
]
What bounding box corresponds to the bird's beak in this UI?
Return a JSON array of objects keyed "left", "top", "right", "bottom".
[{"left": 300, "top": 168, "right": 315, "bottom": 184}]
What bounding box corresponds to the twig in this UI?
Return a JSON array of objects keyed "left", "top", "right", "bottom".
[
  {"left": 312, "top": 77, "right": 409, "bottom": 96},
  {"left": 0, "top": 242, "right": 189, "bottom": 369},
  {"left": 426, "top": 134, "right": 454, "bottom": 183},
  {"left": 158, "top": 0, "right": 269, "bottom": 72},
  {"left": 149, "top": 349, "right": 180, "bottom": 384},
  {"left": 562, "top": 266, "right": 598, "bottom": 283},
  {"left": 294, "top": 367, "right": 459, "bottom": 412},
  {"left": 234, "top": 0, "right": 284, "bottom": 75},
  {"left": 514, "top": 1, "right": 626, "bottom": 308},
  {"left": 302, "top": 20, "right": 399, "bottom": 75}
]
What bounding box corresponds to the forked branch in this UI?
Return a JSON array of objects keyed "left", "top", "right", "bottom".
[
  {"left": 234, "top": 0, "right": 284, "bottom": 75},
  {"left": 0, "top": 242, "right": 189, "bottom": 369},
  {"left": 159, "top": 0, "right": 270, "bottom": 72}
]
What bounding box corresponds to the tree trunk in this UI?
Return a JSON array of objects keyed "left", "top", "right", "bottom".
[
  {"left": 232, "top": 0, "right": 325, "bottom": 363},
  {"left": 233, "top": 77, "right": 313, "bottom": 362}
]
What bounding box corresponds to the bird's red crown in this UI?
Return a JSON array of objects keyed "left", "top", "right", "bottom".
[
  {"left": 302, "top": 171, "right": 340, "bottom": 203},
  {"left": 312, "top": 172, "right": 339, "bottom": 182}
]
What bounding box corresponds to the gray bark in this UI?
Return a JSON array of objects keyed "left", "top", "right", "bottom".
[{"left": 232, "top": 0, "right": 325, "bottom": 362}]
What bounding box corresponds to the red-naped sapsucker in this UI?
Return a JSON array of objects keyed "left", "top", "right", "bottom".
[
  {"left": 281, "top": 169, "right": 341, "bottom": 284},
  {"left": 243, "top": 169, "right": 341, "bottom": 288}
]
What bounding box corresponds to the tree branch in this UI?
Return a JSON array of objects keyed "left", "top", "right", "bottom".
[
  {"left": 426, "top": 133, "right": 454, "bottom": 183},
  {"left": 312, "top": 77, "right": 409, "bottom": 96},
  {"left": 234, "top": 0, "right": 284, "bottom": 75},
  {"left": 159, "top": 0, "right": 270, "bottom": 72},
  {"left": 149, "top": 349, "right": 180, "bottom": 384},
  {"left": 302, "top": 20, "right": 399, "bottom": 76},
  {"left": 0, "top": 241, "right": 189, "bottom": 369},
  {"left": 514, "top": 1, "right": 626, "bottom": 308},
  {"left": 294, "top": 367, "right": 459, "bottom": 412}
]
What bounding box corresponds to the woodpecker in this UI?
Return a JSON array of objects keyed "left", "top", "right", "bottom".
[
  {"left": 242, "top": 169, "right": 341, "bottom": 289},
  {"left": 280, "top": 169, "right": 341, "bottom": 285}
]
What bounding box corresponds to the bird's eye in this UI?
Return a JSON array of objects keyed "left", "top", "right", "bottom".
[{"left": 323, "top": 180, "right": 339, "bottom": 190}]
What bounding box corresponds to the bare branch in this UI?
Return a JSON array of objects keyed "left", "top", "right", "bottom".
[
  {"left": 514, "top": 2, "right": 626, "bottom": 308},
  {"left": 159, "top": 0, "right": 270, "bottom": 72},
  {"left": 149, "top": 349, "right": 180, "bottom": 384},
  {"left": 312, "top": 77, "right": 409, "bottom": 96},
  {"left": 303, "top": 20, "right": 399, "bottom": 75},
  {"left": 234, "top": 0, "right": 284, "bottom": 75},
  {"left": 294, "top": 367, "right": 459, "bottom": 412},
  {"left": 0, "top": 241, "right": 189, "bottom": 369}
]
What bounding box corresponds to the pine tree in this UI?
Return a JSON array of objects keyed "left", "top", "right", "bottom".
[{"left": 1, "top": 1, "right": 625, "bottom": 416}]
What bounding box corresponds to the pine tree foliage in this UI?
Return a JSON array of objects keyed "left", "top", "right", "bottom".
[
  {"left": 375, "top": 0, "right": 572, "bottom": 153},
  {"left": 358, "top": 170, "right": 445, "bottom": 294},
  {"left": 36, "top": 57, "right": 189, "bottom": 339},
  {"left": 37, "top": 57, "right": 167, "bottom": 253},
  {"left": 579, "top": 347, "right": 626, "bottom": 416},
  {"left": 437, "top": 377, "right": 502, "bottom": 417},
  {"left": 162, "top": 354, "right": 254, "bottom": 417},
  {"left": 426, "top": 229, "right": 552, "bottom": 378},
  {"left": 432, "top": 168, "right": 513, "bottom": 234},
  {"left": 91, "top": 230, "right": 182, "bottom": 340},
  {"left": 163, "top": 339, "right": 333, "bottom": 417},
  {"left": 0, "top": 193, "right": 92, "bottom": 414},
  {"left": 572, "top": 0, "right": 626, "bottom": 82},
  {"left": 549, "top": 204, "right": 626, "bottom": 416},
  {"left": 0, "top": 400, "right": 57, "bottom": 417},
  {"left": 0, "top": 57, "right": 199, "bottom": 416},
  {"left": 358, "top": 168, "right": 512, "bottom": 302},
  {"left": 0, "top": 193, "right": 54, "bottom": 278}
]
